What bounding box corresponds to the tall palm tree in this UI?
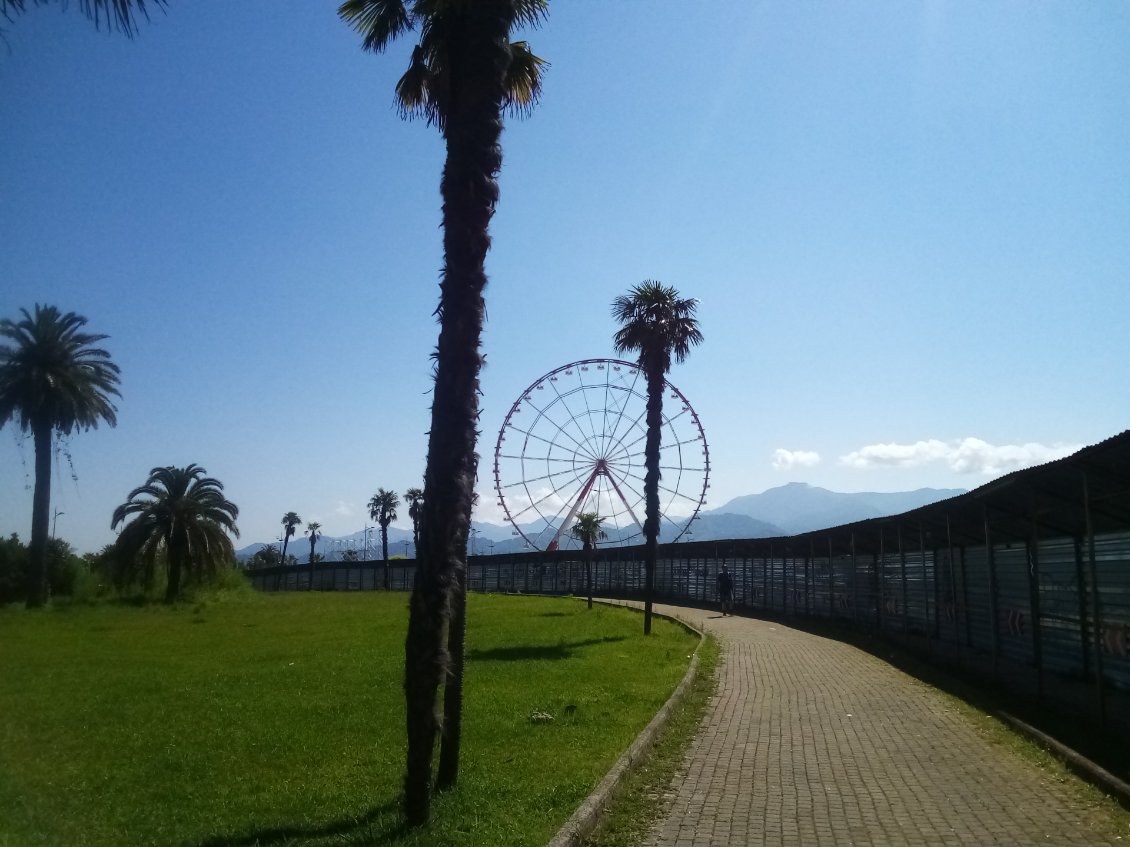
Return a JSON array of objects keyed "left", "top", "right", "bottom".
[
  {"left": 0, "top": 305, "right": 120, "bottom": 608},
  {"left": 280, "top": 511, "right": 301, "bottom": 566},
  {"left": 339, "top": 1, "right": 547, "bottom": 821},
  {"left": 111, "top": 464, "right": 239, "bottom": 603},
  {"left": 613, "top": 281, "right": 703, "bottom": 635},
  {"left": 0, "top": 0, "right": 165, "bottom": 36},
  {"left": 570, "top": 512, "right": 607, "bottom": 610},
  {"left": 305, "top": 521, "right": 322, "bottom": 589},
  {"left": 368, "top": 488, "right": 399, "bottom": 590},
  {"left": 403, "top": 486, "right": 424, "bottom": 555}
]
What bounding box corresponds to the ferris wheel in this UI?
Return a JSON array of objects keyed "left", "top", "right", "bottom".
[{"left": 492, "top": 358, "right": 710, "bottom": 551}]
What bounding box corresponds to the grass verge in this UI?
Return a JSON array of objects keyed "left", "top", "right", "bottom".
[
  {"left": 0, "top": 592, "right": 696, "bottom": 847},
  {"left": 581, "top": 635, "right": 720, "bottom": 847}
]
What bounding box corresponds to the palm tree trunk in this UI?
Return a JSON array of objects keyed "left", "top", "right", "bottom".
[
  {"left": 25, "top": 419, "right": 52, "bottom": 608},
  {"left": 309, "top": 538, "right": 316, "bottom": 590},
  {"left": 643, "top": 366, "right": 664, "bottom": 635},
  {"left": 403, "top": 2, "right": 513, "bottom": 826},
  {"left": 436, "top": 563, "right": 467, "bottom": 790},
  {"left": 165, "top": 539, "right": 184, "bottom": 603},
  {"left": 585, "top": 542, "right": 593, "bottom": 609},
  {"left": 381, "top": 524, "right": 390, "bottom": 590}
]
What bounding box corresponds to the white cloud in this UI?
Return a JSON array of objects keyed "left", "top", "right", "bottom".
[
  {"left": 839, "top": 438, "right": 1082, "bottom": 475},
  {"left": 334, "top": 500, "right": 355, "bottom": 517},
  {"left": 771, "top": 449, "right": 822, "bottom": 470}
]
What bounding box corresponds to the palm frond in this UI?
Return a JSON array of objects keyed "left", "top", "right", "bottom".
[
  {"left": 338, "top": 0, "right": 412, "bottom": 54},
  {"left": 503, "top": 40, "right": 546, "bottom": 119},
  {"left": 0, "top": 0, "right": 165, "bottom": 37}
]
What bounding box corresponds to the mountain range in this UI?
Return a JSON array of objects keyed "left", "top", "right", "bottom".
[{"left": 236, "top": 483, "right": 965, "bottom": 561}]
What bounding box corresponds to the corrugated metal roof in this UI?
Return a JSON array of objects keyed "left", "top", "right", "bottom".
[{"left": 653, "top": 430, "right": 1130, "bottom": 559}]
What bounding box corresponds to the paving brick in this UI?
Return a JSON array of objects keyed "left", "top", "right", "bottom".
[{"left": 622, "top": 602, "right": 1125, "bottom": 846}]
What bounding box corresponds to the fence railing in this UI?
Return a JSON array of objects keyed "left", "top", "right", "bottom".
[{"left": 247, "top": 430, "right": 1130, "bottom": 738}]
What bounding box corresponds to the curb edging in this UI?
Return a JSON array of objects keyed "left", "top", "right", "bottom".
[{"left": 546, "top": 602, "right": 705, "bottom": 847}]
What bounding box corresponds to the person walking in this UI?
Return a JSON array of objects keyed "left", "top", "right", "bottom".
[{"left": 716, "top": 564, "right": 735, "bottom": 615}]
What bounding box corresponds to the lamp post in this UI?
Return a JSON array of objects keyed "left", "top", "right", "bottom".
[{"left": 51, "top": 509, "right": 64, "bottom": 539}]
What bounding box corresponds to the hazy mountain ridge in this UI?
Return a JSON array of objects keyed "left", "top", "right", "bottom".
[
  {"left": 238, "top": 483, "right": 963, "bottom": 561},
  {"left": 709, "top": 482, "right": 967, "bottom": 536}
]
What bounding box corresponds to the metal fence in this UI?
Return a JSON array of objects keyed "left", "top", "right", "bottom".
[{"left": 248, "top": 430, "right": 1130, "bottom": 737}]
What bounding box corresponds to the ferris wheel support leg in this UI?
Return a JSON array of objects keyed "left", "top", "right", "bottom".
[{"left": 547, "top": 467, "right": 601, "bottom": 551}]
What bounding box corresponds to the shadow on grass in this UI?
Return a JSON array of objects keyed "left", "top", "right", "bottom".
[
  {"left": 469, "top": 635, "right": 626, "bottom": 662},
  {"left": 537, "top": 611, "right": 571, "bottom": 617},
  {"left": 193, "top": 800, "right": 403, "bottom": 847}
]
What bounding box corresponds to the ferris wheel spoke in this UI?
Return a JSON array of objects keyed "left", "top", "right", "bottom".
[
  {"left": 547, "top": 376, "right": 604, "bottom": 458},
  {"left": 514, "top": 425, "right": 600, "bottom": 464},
  {"left": 605, "top": 376, "right": 647, "bottom": 450},
  {"left": 502, "top": 464, "right": 588, "bottom": 490},
  {"left": 509, "top": 405, "right": 600, "bottom": 462},
  {"left": 497, "top": 453, "right": 577, "bottom": 463},
  {"left": 571, "top": 368, "right": 606, "bottom": 453}
]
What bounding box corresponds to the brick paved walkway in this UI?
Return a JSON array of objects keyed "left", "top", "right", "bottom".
[{"left": 615, "top": 601, "right": 1125, "bottom": 846}]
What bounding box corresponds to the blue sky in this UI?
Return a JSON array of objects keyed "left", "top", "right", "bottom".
[{"left": 2, "top": 1, "right": 1128, "bottom": 554}]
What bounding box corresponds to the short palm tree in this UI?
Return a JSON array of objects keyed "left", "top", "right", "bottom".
[
  {"left": 111, "top": 464, "right": 239, "bottom": 603},
  {"left": 280, "top": 512, "right": 301, "bottom": 566},
  {"left": 368, "top": 488, "right": 399, "bottom": 589},
  {"left": 403, "top": 486, "right": 424, "bottom": 555},
  {"left": 0, "top": 305, "right": 120, "bottom": 608},
  {"left": 570, "top": 512, "right": 607, "bottom": 610},
  {"left": 339, "top": 1, "right": 547, "bottom": 821},
  {"left": 0, "top": 0, "right": 164, "bottom": 36},
  {"left": 305, "top": 521, "right": 322, "bottom": 589},
  {"left": 613, "top": 281, "right": 703, "bottom": 635}
]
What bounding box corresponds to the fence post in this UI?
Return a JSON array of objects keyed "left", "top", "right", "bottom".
[
  {"left": 828, "top": 536, "right": 835, "bottom": 617},
  {"left": 984, "top": 506, "right": 1001, "bottom": 676},
  {"left": 919, "top": 521, "right": 931, "bottom": 650},
  {"left": 1082, "top": 472, "right": 1107, "bottom": 725},
  {"left": 850, "top": 533, "right": 858, "bottom": 627},
  {"left": 947, "top": 515, "right": 961, "bottom": 659},
  {"left": 875, "top": 528, "right": 884, "bottom": 631},
  {"left": 898, "top": 524, "right": 908, "bottom": 632},
  {"left": 1026, "top": 506, "right": 1045, "bottom": 701},
  {"left": 1073, "top": 536, "right": 1091, "bottom": 678}
]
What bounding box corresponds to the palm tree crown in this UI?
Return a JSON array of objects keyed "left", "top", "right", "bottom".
[
  {"left": 570, "top": 512, "right": 607, "bottom": 549},
  {"left": 612, "top": 281, "right": 703, "bottom": 375},
  {"left": 111, "top": 464, "right": 239, "bottom": 602},
  {"left": 369, "top": 488, "right": 399, "bottom": 530},
  {"left": 339, "top": 0, "right": 547, "bottom": 130},
  {"left": 0, "top": 305, "right": 120, "bottom": 436},
  {"left": 0, "top": 304, "right": 121, "bottom": 607}
]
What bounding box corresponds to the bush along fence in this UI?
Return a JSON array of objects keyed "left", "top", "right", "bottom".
[{"left": 248, "top": 430, "right": 1130, "bottom": 738}]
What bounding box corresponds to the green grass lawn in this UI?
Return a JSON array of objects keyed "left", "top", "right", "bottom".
[{"left": 0, "top": 591, "right": 698, "bottom": 847}]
